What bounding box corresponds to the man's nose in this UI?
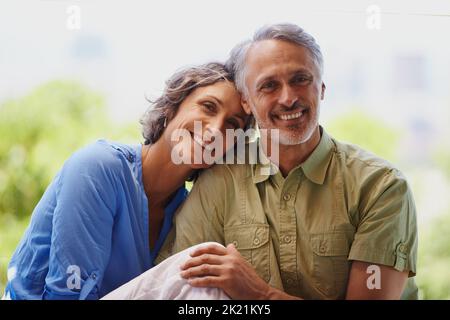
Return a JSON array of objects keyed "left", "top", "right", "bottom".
[{"left": 278, "top": 85, "right": 298, "bottom": 108}]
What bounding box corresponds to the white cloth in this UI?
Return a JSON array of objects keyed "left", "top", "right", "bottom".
[{"left": 101, "top": 242, "right": 230, "bottom": 300}]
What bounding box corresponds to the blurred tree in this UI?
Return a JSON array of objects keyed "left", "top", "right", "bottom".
[
  {"left": 434, "top": 147, "right": 450, "bottom": 180},
  {"left": 0, "top": 80, "right": 140, "bottom": 294},
  {"left": 325, "top": 109, "right": 402, "bottom": 163},
  {"left": 417, "top": 211, "right": 450, "bottom": 299},
  {"left": 0, "top": 80, "right": 140, "bottom": 219},
  {"left": 423, "top": 133, "right": 450, "bottom": 299}
]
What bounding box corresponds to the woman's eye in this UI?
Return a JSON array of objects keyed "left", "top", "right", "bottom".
[
  {"left": 226, "top": 119, "right": 240, "bottom": 129},
  {"left": 202, "top": 102, "right": 216, "bottom": 112}
]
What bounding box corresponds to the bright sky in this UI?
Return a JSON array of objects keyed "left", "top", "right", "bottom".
[{"left": 1, "top": 0, "right": 449, "bottom": 126}]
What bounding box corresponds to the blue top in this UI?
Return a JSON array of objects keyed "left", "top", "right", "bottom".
[{"left": 3, "top": 140, "right": 187, "bottom": 300}]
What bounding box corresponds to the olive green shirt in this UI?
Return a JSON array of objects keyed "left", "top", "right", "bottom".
[{"left": 158, "top": 128, "right": 418, "bottom": 299}]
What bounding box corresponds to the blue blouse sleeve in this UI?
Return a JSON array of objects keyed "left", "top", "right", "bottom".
[{"left": 42, "top": 143, "right": 119, "bottom": 300}]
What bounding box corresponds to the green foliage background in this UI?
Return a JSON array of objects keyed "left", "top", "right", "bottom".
[
  {"left": 0, "top": 81, "right": 140, "bottom": 294},
  {"left": 1, "top": 82, "right": 449, "bottom": 298}
]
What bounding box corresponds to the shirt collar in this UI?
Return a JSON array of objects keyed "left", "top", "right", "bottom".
[
  {"left": 251, "top": 126, "right": 335, "bottom": 185},
  {"left": 300, "top": 128, "right": 335, "bottom": 184}
]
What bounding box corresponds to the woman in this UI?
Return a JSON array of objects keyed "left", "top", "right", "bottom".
[{"left": 3, "top": 62, "right": 249, "bottom": 300}]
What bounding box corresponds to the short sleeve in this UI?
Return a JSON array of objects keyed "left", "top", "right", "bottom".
[
  {"left": 348, "top": 169, "right": 418, "bottom": 276},
  {"left": 43, "top": 143, "right": 119, "bottom": 299}
]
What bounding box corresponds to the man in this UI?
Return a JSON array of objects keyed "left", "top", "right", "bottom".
[{"left": 160, "top": 23, "right": 418, "bottom": 300}]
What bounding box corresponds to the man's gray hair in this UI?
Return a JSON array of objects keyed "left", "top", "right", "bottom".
[{"left": 226, "top": 23, "right": 324, "bottom": 96}]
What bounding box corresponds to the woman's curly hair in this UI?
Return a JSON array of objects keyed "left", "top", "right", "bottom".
[{"left": 141, "top": 62, "right": 234, "bottom": 145}]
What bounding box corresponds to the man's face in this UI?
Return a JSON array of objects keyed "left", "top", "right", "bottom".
[{"left": 242, "top": 39, "right": 325, "bottom": 146}]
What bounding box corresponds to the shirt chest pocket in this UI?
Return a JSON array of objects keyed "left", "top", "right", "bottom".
[
  {"left": 310, "top": 232, "right": 351, "bottom": 299},
  {"left": 224, "top": 224, "right": 270, "bottom": 282}
]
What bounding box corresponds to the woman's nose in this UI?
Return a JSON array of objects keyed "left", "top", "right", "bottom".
[
  {"left": 206, "top": 116, "right": 226, "bottom": 134},
  {"left": 202, "top": 117, "right": 227, "bottom": 149}
]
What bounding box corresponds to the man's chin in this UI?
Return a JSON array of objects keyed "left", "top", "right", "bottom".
[
  {"left": 278, "top": 137, "right": 307, "bottom": 146},
  {"left": 274, "top": 123, "right": 320, "bottom": 146},
  {"left": 270, "top": 129, "right": 308, "bottom": 146}
]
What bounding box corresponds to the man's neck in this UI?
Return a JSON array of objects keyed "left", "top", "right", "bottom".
[{"left": 262, "top": 126, "right": 321, "bottom": 177}]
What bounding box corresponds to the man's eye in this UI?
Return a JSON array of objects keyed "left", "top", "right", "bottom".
[
  {"left": 292, "top": 75, "right": 311, "bottom": 85},
  {"left": 260, "top": 81, "right": 277, "bottom": 91}
]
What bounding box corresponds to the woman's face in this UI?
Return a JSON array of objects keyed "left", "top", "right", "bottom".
[{"left": 163, "top": 81, "right": 248, "bottom": 169}]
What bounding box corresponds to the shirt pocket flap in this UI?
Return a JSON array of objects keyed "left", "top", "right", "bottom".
[
  {"left": 224, "top": 224, "right": 269, "bottom": 250},
  {"left": 311, "top": 232, "right": 350, "bottom": 257}
]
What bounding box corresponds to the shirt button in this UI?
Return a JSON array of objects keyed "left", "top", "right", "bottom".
[
  {"left": 284, "top": 236, "right": 291, "bottom": 243},
  {"left": 319, "top": 245, "right": 327, "bottom": 253},
  {"left": 91, "top": 274, "right": 97, "bottom": 280},
  {"left": 399, "top": 244, "right": 407, "bottom": 253},
  {"left": 253, "top": 238, "right": 260, "bottom": 246},
  {"left": 286, "top": 278, "right": 294, "bottom": 286},
  {"left": 232, "top": 240, "right": 238, "bottom": 248},
  {"left": 283, "top": 193, "right": 291, "bottom": 201}
]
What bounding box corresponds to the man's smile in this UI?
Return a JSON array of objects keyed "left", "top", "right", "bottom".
[
  {"left": 278, "top": 110, "right": 304, "bottom": 120},
  {"left": 272, "top": 108, "right": 309, "bottom": 123}
]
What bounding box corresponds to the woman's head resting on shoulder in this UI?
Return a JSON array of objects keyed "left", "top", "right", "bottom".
[{"left": 141, "top": 62, "right": 251, "bottom": 170}]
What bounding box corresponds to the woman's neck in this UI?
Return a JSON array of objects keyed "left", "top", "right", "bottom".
[{"left": 141, "top": 140, "right": 194, "bottom": 208}]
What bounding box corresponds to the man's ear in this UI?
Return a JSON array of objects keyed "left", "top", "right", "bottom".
[
  {"left": 241, "top": 95, "right": 252, "bottom": 115},
  {"left": 321, "top": 82, "right": 326, "bottom": 100}
]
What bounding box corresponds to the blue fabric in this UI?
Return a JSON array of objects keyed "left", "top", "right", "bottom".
[{"left": 4, "top": 140, "right": 187, "bottom": 300}]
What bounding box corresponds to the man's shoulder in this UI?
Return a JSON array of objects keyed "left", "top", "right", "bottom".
[
  {"left": 191, "top": 162, "right": 251, "bottom": 202},
  {"left": 331, "top": 137, "right": 405, "bottom": 180},
  {"left": 198, "top": 161, "right": 251, "bottom": 183}
]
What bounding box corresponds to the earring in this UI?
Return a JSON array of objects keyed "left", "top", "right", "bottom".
[{"left": 163, "top": 117, "right": 167, "bottom": 128}]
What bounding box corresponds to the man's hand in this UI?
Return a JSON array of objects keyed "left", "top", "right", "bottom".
[{"left": 180, "top": 243, "right": 298, "bottom": 300}]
